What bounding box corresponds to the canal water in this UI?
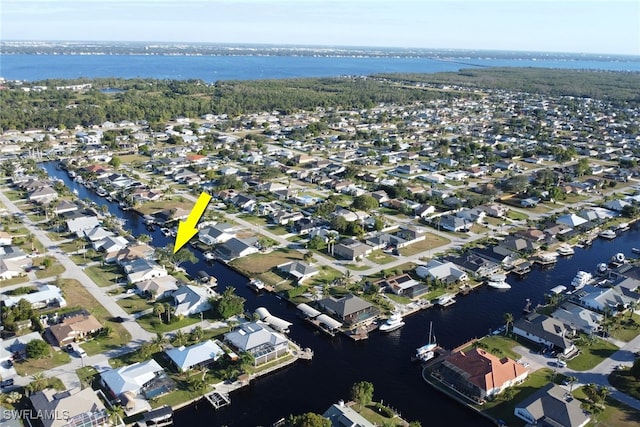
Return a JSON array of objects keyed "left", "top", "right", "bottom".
[{"left": 42, "top": 162, "right": 640, "bottom": 426}]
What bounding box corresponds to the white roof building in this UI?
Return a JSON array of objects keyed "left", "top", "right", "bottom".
[
  {"left": 172, "top": 284, "right": 214, "bottom": 316},
  {"left": 165, "top": 340, "right": 224, "bottom": 371},
  {"left": 2, "top": 284, "right": 66, "bottom": 309},
  {"left": 100, "top": 359, "right": 164, "bottom": 397}
]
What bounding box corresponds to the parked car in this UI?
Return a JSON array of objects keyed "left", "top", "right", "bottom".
[{"left": 553, "top": 359, "right": 567, "bottom": 368}]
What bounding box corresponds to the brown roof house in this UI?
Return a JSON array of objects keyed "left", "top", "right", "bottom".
[
  {"left": 48, "top": 313, "right": 103, "bottom": 347},
  {"left": 317, "top": 294, "right": 379, "bottom": 326},
  {"left": 437, "top": 348, "right": 528, "bottom": 402}
]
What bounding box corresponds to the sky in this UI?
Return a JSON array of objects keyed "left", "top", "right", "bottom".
[{"left": 2, "top": 0, "right": 639, "bottom": 56}]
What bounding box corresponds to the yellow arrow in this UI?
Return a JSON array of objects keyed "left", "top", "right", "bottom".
[{"left": 173, "top": 192, "right": 212, "bottom": 253}]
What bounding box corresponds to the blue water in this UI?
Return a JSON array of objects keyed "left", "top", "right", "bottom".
[
  {"left": 41, "top": 162, "right": 640, "bottom": 426},
  {"left": 3, "top": 54, "right": 639, "bottom": 82}
]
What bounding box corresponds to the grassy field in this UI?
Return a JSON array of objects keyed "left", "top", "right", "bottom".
[
  {"left": 84, "top": 264, "right": 124, "bottom": 287},
  {"left": 568, "top": 337, "right": 619, "bottom": 371},
  {"left": 13, "top": 347, "right": 71, "bottom": 376},
  {"left": 398, "top": 233, "right": 450, "bottom": 257},
  {"left": 0, "top": 275, "right": 29, "bottom": 287},
  {"left": 573, "top": 386, "right": 640, "bottom": 427},
  {"left": 136, "top": 313, "right": 200, "bottom": 333},
  {"left": 237, "top": 214, "right": 268, "bottom": 226},
  {"left": 609, "top": 368, "right": 640, "bottom": 401},
  {"left": 117, "top": 294, "right": 152, "bottom": 314},
  {"left": 33, "top": 261, "right": 66, "bottom": 279},
  {"left": 609, "top": 314, "right": 640, "bottom": 342},
  {"left": 366, "top": 250, "right": 396, "bottom": 265},
  {"left": 230, "top": 248, "right": 304, "bottom": 276},
  {"left": 506, "top": 210, "right": 529, "bottom": 221},
  {"left": 136, "top": 197, "right": 193, "bottom": 215}
]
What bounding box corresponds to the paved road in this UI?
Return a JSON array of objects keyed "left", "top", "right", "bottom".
[{"left": 515, "top": 329, "right": 640, "bottom": 411}]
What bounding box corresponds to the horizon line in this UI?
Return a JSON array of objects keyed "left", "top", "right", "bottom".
[{"left": 2, "top": 39, "right": 640, "bottom": 59}]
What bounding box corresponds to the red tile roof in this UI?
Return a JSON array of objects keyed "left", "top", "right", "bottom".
[{"left": 444, "top": 348, "right": 527, "bottom": 393}]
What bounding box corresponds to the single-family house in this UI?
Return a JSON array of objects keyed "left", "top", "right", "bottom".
[
  {"left": 108, "top": 243, "right": 155, "bottom": 265},
  {"left": 514, "top": 383, "right": 591, "bottom": 427},
  {"left": 224, "top": 322, "right": 289, "bottom": 366},
  {"left": 277, "top": 261, "right": 319, "bottom": 284},
  {"left": 512, "top": 313, "right": 577, "bottom": 357},
  {"left": 2, "top": 284, "right": 66, "bottom": 309},
  {"left": 66, "top": 215, "right": 100, "bottom": 235},
  {"left": 550, "top": 303, "right": 603, "bottom": 335},
  {"left": 317, "top": 294, "right": 378, "bottom": 326},
  {"left": 100, "top": 359, "right": 165, "bottom": 401},
  {"left": 165, "top": 340, "right": 224, "bottom": 371},
  {"left": 123, "top": 259, "right": 167, "bottom": 284},
  {"left": 94, "top": 235, "right": 130, "bottom": 253},
  {"left": 52, "top": 200, "right": 79, "bottom": 215},
  {"left": 172, "top": 284, "right": 215, "bottom": 317},
  {"left": 0, "top": 231, "right": 11, "bottom": 247},
  {"left": 135, "top": 276, "right": 179, "bottom": 300},
  {"left": 28, "top": 185, "right": 58, "bottom": 204},
  {"left": 215, "top": 237, "right": 259, "bottom": 261},
  {"left": 333, "top": 239, "right": 373, "bottom": 261},
  {"left": 323, "top": 401, "right": 375, "bottom": 427},
  {"left": 571, "top": 285, "right": 634, "bottom": 314},
  {"left": 375, "top": 274, "right": 428, "bottom": 298},
  {"left": 198, "top": 223, "right": 236, "bottom": 245},
  {"left": 416, "top": 260, "right": 468, "bottom": 284},
  {"left": 29, "top": 387, "right": 109, "bottom": 427},
  {"left": 83, "top": 226, "right": 114, "bottom": 243},
  {"left": 48, "top": 313, "right": 103, "bottom": 347},
  {"left": 437, "top": 215, "right": 469, "bottom": 232},
  {"left": 437, "top": 348, "right": 528, "bottom": 401}
]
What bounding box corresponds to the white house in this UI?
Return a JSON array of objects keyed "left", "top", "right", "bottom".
[
  {"left": 2, "top": 284, "right": 66, "bottom": 309},
  {"left": 416, "top": 260, "right": 468, "bottom": 284},
  {"left": 165, "top": 340, "right": 225, "bottom": 371},
  {"left": 224, "top": 322, "right": 289, "bottom": 366},
  {"left": 123, "top": 259, "right": 167, "bottom": 284},
  {"left": 198, "top": 223, "right": 236, "bottom": 245},
  {"left": 172, "top": 284, "right": 215, "bottom": 317},
  {"left": 100, "top": 359, "right": 165, "bottom": 400},
  {"left": 136, "top": 276, "right": 179, "bottom": 300}
]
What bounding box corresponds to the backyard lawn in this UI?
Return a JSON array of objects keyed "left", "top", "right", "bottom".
[{"left": 398, "top": 233, "right": 450, "bottom": 257}]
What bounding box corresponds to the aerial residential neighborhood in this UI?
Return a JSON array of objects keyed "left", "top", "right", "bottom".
[{"left": 0, "top": 68, "right": 639, "bottom": 427}]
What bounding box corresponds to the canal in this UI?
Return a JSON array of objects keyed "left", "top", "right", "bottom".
[{"left": 41, "top": 161, "right": 640, "bottom": 426}]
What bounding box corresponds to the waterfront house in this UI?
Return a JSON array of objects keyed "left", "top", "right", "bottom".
[
  {"left": 317, "top": 294, "right": 378, "bottom": 326},
  {"left": 123, "top": 259, "right": 167, "bottom": 284},
  {"left": 52, "top": 200, "right": 79, "bottom": 215},
  {"left": 224, "top": 322, "right": 288, "bottom": 366},
  {"left": 215, "top": 237, "right": 259, "bottom": 261},
  {"left": 108, "top": 243, "right": 155, "bottom": 265},
  {"left": 66, "top": 215, "right": 100, "bottom": 236},
  {"left": 29, "top": 387, "right": 110, "bottom": 427},
  {"left": 512, "top": 313, "right": 577, "bottom": 357},
  {"left": 165, "top": 340, "right": 224, "bottom": 372},
  {"left": 2, "top": 284, "right": 66, "bottom": 310},
  {"left": 28, "top": 185, "right": 58, "bottom": 204},
  {"left": 277, "top": 261, "right": 319, "bottom": 284},
  {"left": 514, "top": 383, "right": 591, "bottom": 427},
  {"left": 437, "top": 348, "right": 528, "bottom": 401},
  {"left": 550, "top": 303, "right": 603, "bottom": 335},
  {"left": 445, "top": 252, "right": 501, "bottom": 278},
  {"left": 135, "top": 276, "right": 179, "bottom": 300},
  {"left": 198, "top": 223, "right": 236, "bottom": 245},
  {"left": 48, "top": 313, "right": 103, "bottom": 347},
  {"left": 82, "top": 226, "right": 114, "bottom": 243},
  {"left": 416, "top": 260, "right": 468, "bottom": 284},
  {"left": 171, "top": 284, "right": 214, "bottom": 317},
  {"left": 570, "top": 285, "right": 633, "bottom": 314},
  {"left": 94, "top": 235, "right": 130, "bottom": 253},
  {"left": 322, "top": 401, "right": 375, "bottom": 427},
  {"left": 100, "top": 359, "right": 166, "bottom": 404},
  {"left": 375, "top": 274, "right": 429, "bottom": 298}
]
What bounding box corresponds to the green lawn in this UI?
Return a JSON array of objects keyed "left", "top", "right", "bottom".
[
  {"left": 137, "top": 313, "right": 200, "bottom": 333},
  {"left": 117, "top": 295, "right": 153, "bottom": 314},
  {"left": 398, "top": 233, "right": 450, "bottom": 257},
  {"left": 0, "top": 275, "right": 29, "bottom": 287},
  {"left": 609, "top": 369, "right": 640, "bottom": 401},
  {"left": 34, "top": 262, "right": 66, "bottom": 279},
  {"left": 4, "top": 190, "right": 25, "bottom": 201},
  {"left": 573, "top": 386, "right": 640, "bottom": 427},
  {"left": 76, "top": 366, "right": 99, "bottom": 389},
  {"left": 84, "top": 264, "right": 124, "bottom": 287},
  {"left": 469, "top": 335, "right": 522, "bottom": 361},
  {"left": 268, "top": 225, "right": 289, "bottom": 235},
  {"left": 13, "top": 348, "right": 71, "bottom": 376},
  {"left": 568, "top": 336, "right": 619, "bottom": 371},
  {"left": 506, "top": 210, "right": 529, "bottom": 221},
  {"left": 237, "top": 214, "right": 268, "bottom": 226},
  {"left": 608, "top": 314, "right": 640, "bottom": 342},
  {"left": 309, "top": 265, "right": 343, "bottom": 286},
  {"left": 230, "top": 248, "right": 304, "bottom": 276},
  {"left": 366, "top": 250, "right": 396, "bottom": 265}
]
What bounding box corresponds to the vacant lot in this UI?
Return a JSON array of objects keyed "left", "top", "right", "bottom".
[
  {"left": 398, "top": 233, "right": 450, "bottom": 257},
  {"left": 230, "top": 248, "right": 304, "bottom": 276}
]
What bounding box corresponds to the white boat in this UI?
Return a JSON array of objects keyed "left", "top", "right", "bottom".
[
  {"left": 160, "top": 227, "right": 171, "bottom": 236},
  {"left": 436, "top": 294, "right": 456, "bottom": 307},
  {"left": 379, "top": 312, "right": 405, "bottom": 333},
  {"left": 248, "top": 278, "right": 265, "bottom": 291},
  {"left": 610, "top": 252, "right": 626, "bottom": 265},
  {"left": 72, "top": 188, "right": 79, "bottom": 196},
  {"left": 596, "top": 263, "right": 608, "bottom": 274},
  {"left": 632, "top": 248, "right": 640, "bottom": 255},
  {"left": 599, "top": 229, "right": 617, "bottom": 239},
  {"left": 617, "top": 222, "right": 630, "bottom": 232},
  {"left": 486, "top": 275, "right": 511, "bottom": 289},
  {"left": 556, "top": 245, "right": 575, "bottom": 256},
  {"left": 415, "top": 322, "right": 437, "bottom": 362},
  {"left": 203, "top": 251, "right": 216, "bottom": 261},
  {"left": 571, "top": 271, "right": 593, "bottom": 289}
]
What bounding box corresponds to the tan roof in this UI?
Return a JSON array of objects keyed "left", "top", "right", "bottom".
[
  {"left": 49, "top": 314, "right": 102, "bottom": 345},
  {"left": 30, "top": 387, "right": 107, "bottom": 427}
]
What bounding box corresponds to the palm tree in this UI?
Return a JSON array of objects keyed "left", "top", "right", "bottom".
[
  {"left": 29, "top": 372, "right": 48, "bottom": 392},
  {"left": 106, "top": 405, "right": 124, "bottom": 426},
  {"left": 163, "top": 303, "right": 174, "bottom": 323},
  {"left": 567, "top": 376, "right": 578, "bottom": 394},
  {"left": 190, "top": 325, "right": 204, "bottom": 342},
  {"left": 137, "top": 234, "right": 152, "bottom": 244},
  {"left": 152, "top": 332, "right": 168, "bottom": 351},
  {"left": 597, "top": 386, "right": 611, "bottom": 405},
  {"left": 152, "top": 303, "right": 165, "bottom": 320},
  {"left": 503, "top": 312, "right": 514, "bottom": 336},
  {"left": 173, "top": 330, "right": 187, "bottom": 347}
]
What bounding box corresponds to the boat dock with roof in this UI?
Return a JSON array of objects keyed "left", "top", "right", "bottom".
[
  {"left": 296, "top": 303, "right": 343, "bottom": 336},
  {"left": 204, "top": 391, "right": 231, "bottom": 409}
]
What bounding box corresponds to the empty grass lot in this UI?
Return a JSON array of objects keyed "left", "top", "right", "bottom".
[
  {"left": 230, "top": 248, "right": 303, "bottom": 276},
  {"left": 84, "top": 264, "right": 124, "bottom": 287},
  {"left": 398, "top": 233, "right": 450, "bottom": 257}
]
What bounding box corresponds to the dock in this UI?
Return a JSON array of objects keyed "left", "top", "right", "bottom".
[
  {"left": 511, "top": 262, "right": 532, "bottom": 276},
  {"left": 204, "top": 391, "right": 231, "bottom": 410}
]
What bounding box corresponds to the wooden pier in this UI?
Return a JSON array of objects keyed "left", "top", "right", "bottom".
[{"left": 204, "top": 391, "right": 231, "bottom": 410}]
